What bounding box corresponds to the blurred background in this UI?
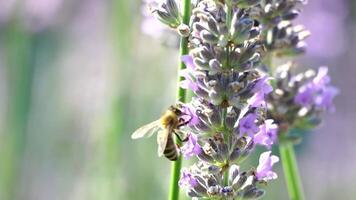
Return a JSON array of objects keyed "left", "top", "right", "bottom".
[{"left": 0, "top": 0, "right": 355, "bottom": 200}]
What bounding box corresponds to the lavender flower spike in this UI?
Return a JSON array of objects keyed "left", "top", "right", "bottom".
[
  {"left": 294, "top": 66, "right": 338, "bottom": 112},
  {"left": 256, "top": 151, "right": 279, "bottom": 181}
]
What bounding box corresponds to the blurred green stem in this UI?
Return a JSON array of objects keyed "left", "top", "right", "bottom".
[
  {"left": 169, "top": 0, "right": 191, "bottom": 200},
  {"left": 0, "top": 22, "right": 34, "bottom": 199},
  {"left": 279, "top": 142, "right": 305, "bottom": 200}
]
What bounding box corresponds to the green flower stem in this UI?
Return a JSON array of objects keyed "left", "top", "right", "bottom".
[
  {"left": 0, "top": 21, "right": 34, "bottom": 200},
  {"left": 169, "top": 0, "right": 191, "bottom": 200},
  {"left": 279, "top": 142, "right": 305, "bottom": 200}
]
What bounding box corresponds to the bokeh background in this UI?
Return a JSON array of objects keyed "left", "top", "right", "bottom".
[{"left": 0, "top": 0, "right": 355, "bottom": 200}]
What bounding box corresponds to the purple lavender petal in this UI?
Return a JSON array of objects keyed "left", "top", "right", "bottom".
[
  {"left": 256, "top": 151, "right": 279, "bottom": 181},
  {"left": 294, "top": 84, "right": 315, "bottom": 107},
  {"left": 179, "top": 168, "right": 198, "bottom": 188},
  {"left": 239, "top": 113, "right": 260, "bottom": 137},
  {"left": 315, "top": 86, "right": 339, "bottom": 112},
  {"left": 313, "top": 66, "right": 330, "bottom": 89},
  {"left": 181, "top": 55, "right": 196, "bottom": 71},
  {"left": 180, "top": 69, "right": 199, "bottom": 91},
  {"left": 252, "top": 76, "right": 273, "bottom": 94},
  {"left": 254, "top": 120, "right": 278, "bottom": 149},
  {"left": 248, "top": 91, "right": 267, "bottom": 108},
  {"left": 181, "top": 133, "right": 202, "bottom": 159},
  {"left": 182, "top": 104, "right": 200, "bottom": 126}
]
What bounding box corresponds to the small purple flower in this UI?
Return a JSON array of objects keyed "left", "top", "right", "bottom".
[
  {"left": 181, "top": 133, "right": 202, "bottom": 158},
  {"left": 180, "top": 55, "right": 199, "bottom": 91},
  {"left": 179, "top": 168, "right": 198, "bottom": 188},
  {"left": 294, "top": 84, "right": 315, "bottom": 107},
  {"left": 254, "top": 120, "right": 278, "bottom": 149},
  {"left": 180, "top": 69, "right": 199, "bottom": 92},
  {"left": 315, "top": 86, "right": 339, "bottom": 112},
  {"left": 238, "top": 113, "right": 260, "bottom": 137},
  {"left": 312, "top": 66, "right": 330, "bottom": 89},
  {"left": 182, "top": 104, "right": 200, "bottom": 126},
  {"left": 256, "top": 151, "right": 279, "bottom": 181},
  {"left": 248, "top": 91, "right": 267, "bottom": 108},
  {"left": 248, "top": 76, "right": 272, "bottom": 108},
  {"left": 295, "top": 66, "right": 338, "bottom": 111},
  {"left": 181, "top": 55, "right": 196, "bottom": 70},
  {"left": 252, "top": 76, "right": 273, "bottom": 94}
]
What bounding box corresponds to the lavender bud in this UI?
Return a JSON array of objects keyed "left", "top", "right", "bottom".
[
  {"left": 209, "top": 59, "right": 222, "bottom": 71},
  {"left": 220, "top": 186, "right": 234, "bottom": 197},
  {"left": 200, "top": 30, "right": 219, "bottom": 44},
  {"left": 242, "top": 186, "right": 265, "bottom": 199},
  {"left": 207, "top": 185, "right": 221, "bottom": 196},
  {"left": 165, "top": 0, "right": 179, "bottom": 19},
  {"left": 197, "top": 150, "right": 214, "bottom": 163},
  {"left": 177, "top": 24, "right": 190, "bottom": 37},
  {"left": 194, "top": 58, "right": 209, "bottom": 69},
  {"left": 225, "top": 109, "right": 239, "bottom": 129},
  {"left": 229, "top": 148, "right": 241, "bottom": 162},
  {"left": 208, "top": 165, "right": 221, "bottom": 174},
  {"left": 193, "top": 176, "right": 208, "bottom": 194},
  {"left": 207, "top": 17, "right": 220, "bottom": 36},
  {"left": 199, "top": 46, "right": 214, "bottom": 61},
  {"left": 187, "top": 189, "right": 201, "bottom": 197},
  {"left": 232, "top": 172, "right": 248, "bottom": 190},
  {"left": 229, "top": 164, "right": 240, "bottom": 184},
  {"left": 207, "top": 175, "right": 218, "bottom": 187}
]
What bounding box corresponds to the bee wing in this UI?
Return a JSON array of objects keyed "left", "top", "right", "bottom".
[
  {"left": 157, "top": 129, "right": 169, "bottom": 157},
  {"left": 131, "top": 120, "right": 161, "bottom": 139}
]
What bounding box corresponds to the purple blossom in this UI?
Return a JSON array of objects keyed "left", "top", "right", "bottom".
[
  {"left": 252, "top": 76, "right": 273, "bottom": 94},
  {"left": 181, "top": 55, "right": 196, "bottom": 70},
  {"left": 295, "top": 66, "right": 338, "bottom": 111},
  {"left": 248, "top": 91, "right": 267, "bottom": 108},
  {"left": 255, "top": 151, "right": 279, "bottom": 181},
  {"left": 180, "top": 55, "right": 199, "bottom": 91},
  {"left": 254, "top": 120, "right": 278, "bottom": 149},
  {"left": 181, "top": 104, "right": 200, "bottom": 126},
  {"left": 179, "top": 168, "right": 198, "bottom": 188},
  {"left": 315, "top": 86, "right": 339, "bottom": 112},
  {"left": 180, "top": 69, "right": 199, "bottom": 92},
  {"left": 238, "top": 113, "right": 260, "bottom": 137},
  {"left": 294, "top": 85, "right": 315, "bottom": 107},
  {"left": 180, "top": 133, "right": 202, "bottom": 158},
  {"left": 248, "top": 77, "right": 273, "bottom": 108},
  {"left": 313, "top": 67, "right": 330, "bottom": 89}
]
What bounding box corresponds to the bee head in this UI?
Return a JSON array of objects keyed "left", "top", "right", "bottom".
[{"left": 168, "top": 105, "right": 183, "bottom": 116}]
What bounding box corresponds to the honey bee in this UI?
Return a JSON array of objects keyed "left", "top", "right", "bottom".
[{"left": 131, "top": 105, "right": 189, "bottom": 161}]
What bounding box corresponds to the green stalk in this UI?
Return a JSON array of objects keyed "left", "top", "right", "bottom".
[
  {"left": 0, "top": 20, "right": 34, "bottom": 200},
  {"left": 279, "top": 142, "right": 305, "bottom": 200},
  {"left": 168, "top": 1, "right": 191, "bottom": 200}
]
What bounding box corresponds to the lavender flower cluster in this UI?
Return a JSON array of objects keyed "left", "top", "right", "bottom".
[
  {"left": 144, "top": 0, "right": 282, "bottom": 199},
  {"left": 141, "top": 0, "right": 337, "bottom": 199},
  {"left": 267, "top": 63, "right": 338, "bottom": 138}
]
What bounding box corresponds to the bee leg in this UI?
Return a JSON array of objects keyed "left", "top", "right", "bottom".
[
  {"left": 174, "top": 131, "right": 189, "bottom": 142},
  {"left": 177, "top": 118, "right": 190, "bottom": 129}
]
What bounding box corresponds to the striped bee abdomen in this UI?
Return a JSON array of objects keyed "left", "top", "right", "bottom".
[{"left": 164, "top": 134, "right": 179, "bottom": 161}]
